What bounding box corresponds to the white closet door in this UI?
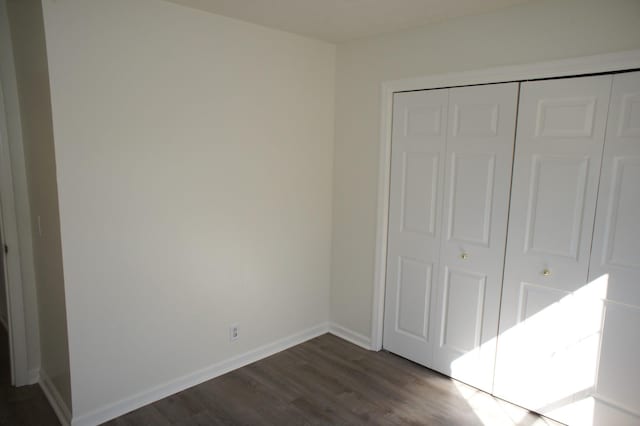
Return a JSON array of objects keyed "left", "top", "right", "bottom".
[
  {"left": 587, "top": 71, "right": 640, "bottom": 425},
  {"left": 431, "top": 83, "right": 518, "bottom": 393},
  {"left": 383, "top": 89, "right": 448, "bottom": 365},
  {"left": 493, "top": 75, "right": 612, "bottom": 424}
]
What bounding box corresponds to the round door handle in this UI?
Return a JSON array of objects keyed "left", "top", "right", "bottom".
[
  {"left": 460, "top": 253, "right": 469, "bottom": 260},
  {"left": 542, "top": 269, "right": 551, "bottom": 277}
]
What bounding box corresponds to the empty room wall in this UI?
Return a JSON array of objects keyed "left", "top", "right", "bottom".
[
  {"left": 331, "top": 0, "right": 640, "bottom": 339},
  {"left": 6, "top": 0, "right": 72, "bottom": 410},
  {"left": 40, "top": 0, "right": 335, "bottom": 421}
]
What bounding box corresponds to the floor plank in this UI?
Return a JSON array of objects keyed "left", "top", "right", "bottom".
[
  {"left": 0, "top": 330, "right": 562, "bottom": 425},
  {"left": 105, "top": 334, "right": 561, "bottom": 426},
  {"left": 0, "top": 327, "right": 59, "bottom": 426}
]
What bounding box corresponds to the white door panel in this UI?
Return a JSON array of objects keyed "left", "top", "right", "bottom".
[
  {"left": 446, "top": 152, "right": 496, "bottom": 246},
  {"left": 494, "top": 75, "right": 613, "bottom": 424},
  {"left": 588, "top": 71, "right": 640, "bottom": 424},
  {"left": 591, "top": 74, "right": 640, "bottom": 306},
  {"left": 524, "top": 155, "right": 589, "bottom": 259},
  {"left": 383, "top": 89, "right": 448, "bottom": 366},
  {"left": 599, "top": 157, "right": 640, "bottom": 270},
  {"left": 433, "top": 83, "right": 518, "bottom": 392},
  {"left": 400, "top": 152, "right": 439, "bottom": 235},
  {"left": 395, "top": 257, "right": 432, "bottom": 340},
  {"left": 440, "top": 267, "right": 487, "bottom": 352},
  {"left": 596, "top": 303, "right": 640, "bottom": 412}
]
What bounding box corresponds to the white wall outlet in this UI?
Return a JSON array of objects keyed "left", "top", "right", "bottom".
[{"left": 229, "top": 324, "right": 239, "bottom": 341}]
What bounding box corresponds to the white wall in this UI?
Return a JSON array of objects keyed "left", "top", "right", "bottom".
[
  {"left": 40, "top": 0, "right": 335, "bottom": 420},
  {"left": 5, "top": 0, "right": 70, "bottom": 404},
  {"left": 0, "top": 0, "right": 41, "bottom": 384},
  {"left": 331, "top": 0, "right": 640, "bottom": 338}
]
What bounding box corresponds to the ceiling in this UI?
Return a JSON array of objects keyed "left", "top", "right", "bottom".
[{"left": 163, "top": 0, "right": 532, "bottom": 43}]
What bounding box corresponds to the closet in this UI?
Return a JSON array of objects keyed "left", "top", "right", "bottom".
[{"left": 383, "top": 71, "right": 640, "bottom": 425}]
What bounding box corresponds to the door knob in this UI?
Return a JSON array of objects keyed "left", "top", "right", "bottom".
[
  {"left": 461, "top": 253, "right": 468, "bottom": 260},
  {"left": 542, "top": 269, "right": 551, "bottom": 277}
]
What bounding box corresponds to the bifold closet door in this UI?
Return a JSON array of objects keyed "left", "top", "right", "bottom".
[
  {"left": 431, "top": 83, "right": 518, "bottom": 393},
  {"left": 493, "top": 75, "right": 612, "bottom": 424},
  {"left": 383, "top": 89, "right": 448, "bottom": 366},
  {"left": 586, "top": 71, "right": 640, "bottom": 424},
  {"left": 384, "top": 83, "right": 518, "bottom": 388}
]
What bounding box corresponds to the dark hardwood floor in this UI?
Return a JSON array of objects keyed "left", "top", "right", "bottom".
[
  {"left": 0, "top": 326, "right": 59, "bottom": 426},
  {"left": 0, "top": 330, "right": 560, "bottom": 425},
  {"left": 106, "top": 334, "right": 559, "bottom": 426}
]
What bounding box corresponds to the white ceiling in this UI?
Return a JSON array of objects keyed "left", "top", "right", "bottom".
[{"left": 163, "top": 0, "right": 532, "bottom": 43}]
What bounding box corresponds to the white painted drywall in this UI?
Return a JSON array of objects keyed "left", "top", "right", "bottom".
[
  {"left": 7, "top": 0, "right": 71, "bottom": 407},
  {"left": 0, "top": 0, "right": 42, "bottom": 383},
  {"left": 163, "top": 0, "right": 531, "bottom": 43},
  {"left": 40, "top": 0, "right": 335, "bottom": 419},
  {"left": 331, "top": 0, "right": 640, "bottom": 338},
  {"left": 5, "top": 0, "right": 71, "bottom": 406}
]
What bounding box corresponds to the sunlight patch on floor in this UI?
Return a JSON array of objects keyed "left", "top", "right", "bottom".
[{"left": 452, "top": 380, "right": 559, "bottom": 425}]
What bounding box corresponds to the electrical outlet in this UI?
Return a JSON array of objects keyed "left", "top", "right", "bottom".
[{"left": 229, "top": 324, "right": 239, "bottom": 342}]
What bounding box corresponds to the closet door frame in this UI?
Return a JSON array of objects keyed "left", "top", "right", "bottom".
[{"left": 372, "top": 49, "right": 640, "bottom": 352}]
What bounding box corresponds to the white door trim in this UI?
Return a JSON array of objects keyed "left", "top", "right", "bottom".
[
  {"left": 372, "top": 49, "right": 640, "bottom": 351},
  {"left": 0, "top": 75, "right": 29, "bottom": 385}
]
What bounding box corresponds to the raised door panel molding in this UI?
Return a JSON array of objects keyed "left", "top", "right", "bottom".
[
  {"left": 400, "top": 152, "right": 439, "bottom": 236},
  {"left": 535, "top": 97, "right": 596, "bottom": 138},
  {"left": 517, "top": 282, "right": 569, "bottom": 324},
  {"left": 383, "top": 88, "right": 448, "bottom": 367},
  {"left": 602, "top": 157, "right": 640, "bottom": 269},
  {"left": 596, "top": 303, "right": 640, "bottom": 414},
  {"left": 440, "top": 268, "right": 486, "bottom": 354},
  {"left": 523, "top": 155, "right": 589, "bottom": 259},
  {"left": 590, "top": 71, "right": 640, "bottom": 306},
  {"left": 587, "top": 71, "right": 640, "bottom": 425},
  {"left": 395, "top": 257, "right": 433, "bottom": 342},
  {"left": 452, "top": 103, "right": 499, "bottom": 137},
  {"left": 433, "top": 82, "right": 518, "bottom": 393},
  {"left": 404, "top": 105, "right": 443, "bottom": 138},
  {"left": 618, "top": 93, "right": 640, "bottom": 137},
  {"left": 495, "top": 74, "right": 612, "bottom": 425},
  {"left": 446, "top": 152, "right": 496, "bottom": 247}
]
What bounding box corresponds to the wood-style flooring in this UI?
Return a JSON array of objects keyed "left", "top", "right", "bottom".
[
  {"left": 106, "top": 334, "right": 559, "bottom": 426},
  {"left": 0, "top": 327, "right": 59, "bottom": 425},
  {"left": 0, "top": 330, "right": 561, "bottom": 425}
]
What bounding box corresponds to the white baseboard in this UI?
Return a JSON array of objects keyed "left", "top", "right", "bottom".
[
  {"left": 329, "top": 322, "right": 372, "bottom": 350},
  {"left": 40, "top": 369, "right": 72, "bottom": 426},
  {"left": 72, "top": 322, "right": 330, "bottom": 426}
]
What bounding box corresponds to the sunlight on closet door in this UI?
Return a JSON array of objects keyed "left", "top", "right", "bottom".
[{"left": 452, "top": 274, "right": 608, "bottom": 425}]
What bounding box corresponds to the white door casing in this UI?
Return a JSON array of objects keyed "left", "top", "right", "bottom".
[
  {"left": 493, "top": 75, "right": 613, "bottom": 424},
  {"left": 587, "top": 71, "right": 640, "bottom": 425},
  {"left": 432, "top": 83, "right": 518, "bottom": 393},
  {"left": 383, "top": 89, "right": 448, "bottom": 366}
]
